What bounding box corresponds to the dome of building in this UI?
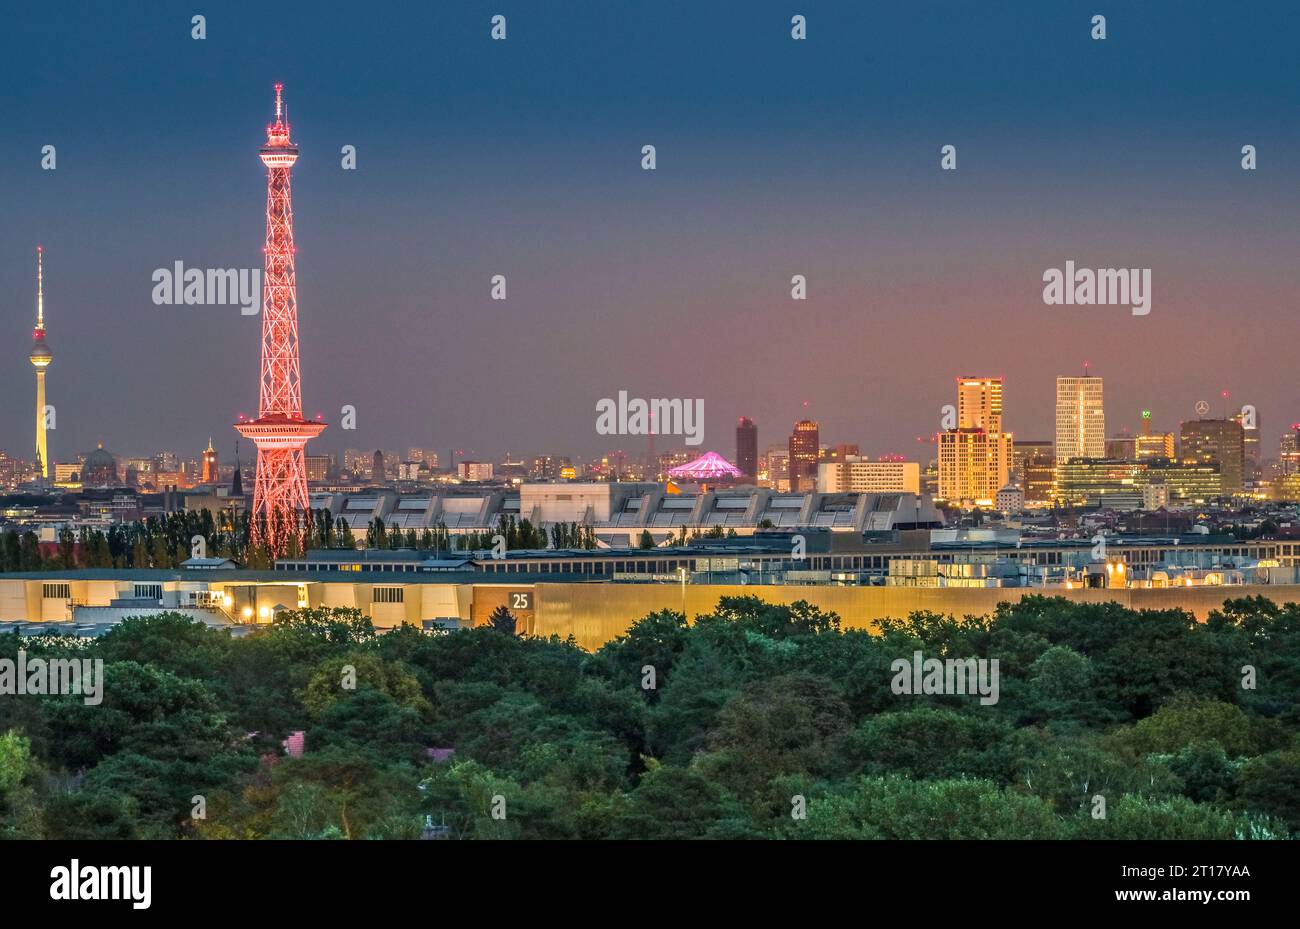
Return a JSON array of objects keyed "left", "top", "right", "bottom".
[{"left": 81, "top": 443, "right": 118, "bottom": 486}]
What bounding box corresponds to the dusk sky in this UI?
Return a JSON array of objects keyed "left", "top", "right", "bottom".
[{"left": 3, "top": 1, "right": 1299, "bottom": 466}]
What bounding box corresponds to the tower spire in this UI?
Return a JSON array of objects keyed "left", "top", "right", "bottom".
[{"left": 36, "top": 245, "right": 44, "bottom": 331}]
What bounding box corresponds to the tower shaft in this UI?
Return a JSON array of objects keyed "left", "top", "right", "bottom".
[
  {"left": 236, "top": 85, "right": 324, "bottom": 560},
  {"left": 35, "top": 371, "right": 46, "bottom": 478}
]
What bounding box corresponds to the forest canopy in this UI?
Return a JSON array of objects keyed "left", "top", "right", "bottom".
[{"left": 1, "top": 594, "right": 1297, "bottom": 840}]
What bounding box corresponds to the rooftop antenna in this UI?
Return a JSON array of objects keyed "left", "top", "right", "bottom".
[{"left": 35, "top": 245, "right": 45, "bottom": 330}]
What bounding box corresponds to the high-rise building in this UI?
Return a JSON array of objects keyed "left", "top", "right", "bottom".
[
  {"left": 735, "top": 417, "right": 757, "bottom": 478},
  {"left": 1180, "top": 418, "right": 1244, "bottom": 494},
  {"left": 788, "top": 420, "right": 820, "bottom": 492},
  {"left": 1280, "top": 428, "right": 1300, "bottom": 476},
  {"left": 372, "top": 450, "right": 386, "bottom": 480},
  {"left": 1233, "top": 409, "right": 1260, "bottom": 481},
  {"left": 1055, "top": 375, "right": 1105, "bottom": 462},
  {"left": 29, "top": 247, "right": 52, "bottom": 480},
  {"left": 1011, "top": 440, "right": 1054, "bottom": 504},
  {"left": 235, "top": 85, "right": 326, "bottom": 556},
  {"left": 937, "top": 377, "right": 1013, "bottom": 506},
  {"left": 938, "top": 431, "right": 1014, "bottom": 505},
  {"left": 1023, "top": 455, "right": 1057, "bottom": 505},
  {"left": 202, "top": 438, "right": 219, "bottom": 483}
]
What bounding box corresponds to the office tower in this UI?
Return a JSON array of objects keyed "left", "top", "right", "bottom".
[
  {"left": 788, "top": 420, "right": 820, "bottom": 492},
  {"left": 735, "top": 417, "right": 758, "bottom": 478},
  {"left": 1180, "top": 418, "right": 1245, "bottom": 493},
  {"left": 1023, "top": 454, "right": 1057, "bottom": 504},
  {"left": 1280, "top": 429, "right": 1300, "bottom": 476},
  {"left": 938, "top": 431, "right": 1014, "bottom": 505},
  {"left": 1233, "top": 408, "right": 1260, "bottom": 480},
  {"left": 372, "top": 449, "right": 386, "bottom": 480},
  {"left": 937, "top": 377, "right": 1013, "bottom": 506},
  {"left": 29, "top": 247, "right": 52, "bottom": 480},
  {"left": 202, "top": 438, "right": 219, "bottom": 483},
  {"left": 1055, "top": 375, "right": 1105, "bottom": 462},
  {"left": 235, "top": 85, "right": 325, "bottom": 555}
]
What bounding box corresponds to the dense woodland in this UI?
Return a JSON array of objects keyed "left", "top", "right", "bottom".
[{"left": 1, "top": 594, "right": 1298, "bottom": 839}]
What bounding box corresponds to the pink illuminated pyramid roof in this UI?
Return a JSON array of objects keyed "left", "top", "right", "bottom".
[{"left": 666, "top": 451, "right": 743, "bottom": 481}]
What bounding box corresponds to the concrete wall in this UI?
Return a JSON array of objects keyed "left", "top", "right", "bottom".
[{"left": 532, "top": 582, "right": 1300, "bottom": 652}]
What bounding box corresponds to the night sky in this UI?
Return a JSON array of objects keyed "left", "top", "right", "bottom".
[{"left": 2, "top": 1, "right": 1298, "bottom": 467}]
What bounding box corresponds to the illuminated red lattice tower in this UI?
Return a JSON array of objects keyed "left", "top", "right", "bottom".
[{"left": 236, "top": 84, "right": 324, "bottom": 557}]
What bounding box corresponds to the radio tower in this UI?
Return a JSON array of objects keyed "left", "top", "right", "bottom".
[
  {"left": 236, "top": 84, "right": 324, "bottom": 557},
  {"left": 30, "top": 246, "right": 52, "bottom": 481}
]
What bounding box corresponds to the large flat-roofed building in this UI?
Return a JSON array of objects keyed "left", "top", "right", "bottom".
[
  {"left": 817, "top": 458, "right": 920, "bottom": 493},
  {"left": 308, "top": 483, "right": 944, "bottom": 547},
  {"left": 1057, "top": 458, "right": 1224, "bottom": 505},
  {"left": 1056, "top": 458, "right": 1142, "bottom": 506},
  {"left": 4, "top": 528, "right": 1299, "bottom": 650}
]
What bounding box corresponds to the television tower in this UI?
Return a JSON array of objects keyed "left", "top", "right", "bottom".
[
  {"left": 236, "top": 84, "right": 325, "bottom": 556},
  {"left": 30, "top": 246, "right": 52, "bottom": 480}
]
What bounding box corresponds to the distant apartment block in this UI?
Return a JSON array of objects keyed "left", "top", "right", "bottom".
[{"left": 818, "top": 458, "right": 920, "bottom": 494}]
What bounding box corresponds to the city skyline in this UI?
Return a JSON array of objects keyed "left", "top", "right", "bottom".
[{"left": 4, "top": 2, "right": 1300, "bottom": 464}]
